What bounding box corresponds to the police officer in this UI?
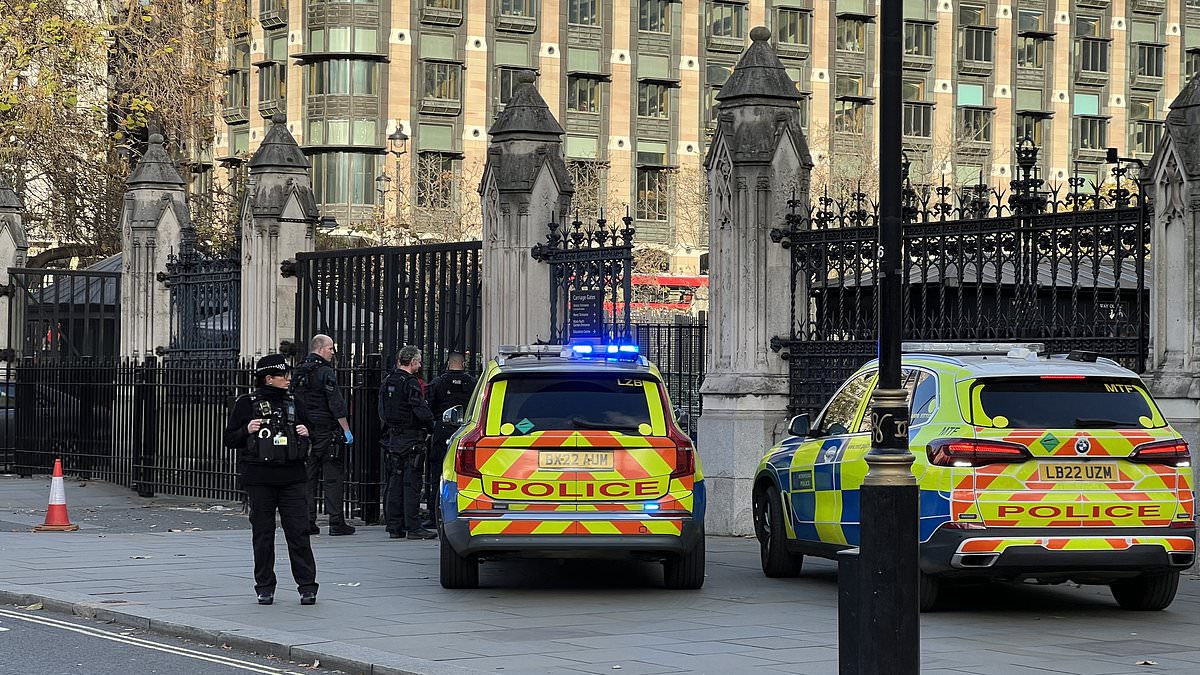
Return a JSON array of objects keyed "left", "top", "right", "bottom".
[
  {"left": 425, "top": 352, "right": 475, "bottom": 521},
  {"left": 292, "top": 334, "right": 356, "bottom": 536},
  {"left": 379, "top": 345, "right": 436, "bottom": 540},
  {"left": 223, "top": 354, "right": 318, "bottom": 606}
]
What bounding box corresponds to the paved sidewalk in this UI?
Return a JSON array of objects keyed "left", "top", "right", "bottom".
[{"left": 1, "top": 478, "right": 1199, "bottom": 674}]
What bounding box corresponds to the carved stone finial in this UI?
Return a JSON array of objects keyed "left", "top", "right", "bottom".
[
  {"left": 750, "top": 26, "right": 771, "bottom": 42},
  {"left": 517, "top": 70, "right": 536, "bottom": 85},
  {"left": 149, "top": 133, "right": 165, "bottom": 145},
  {"left": 271, "top": 112, "right": 286, "bottom": 125}
]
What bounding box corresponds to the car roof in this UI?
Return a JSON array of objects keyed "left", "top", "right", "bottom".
[{"left": 898, "top": 353, "right": 1139, "bottom": 380}]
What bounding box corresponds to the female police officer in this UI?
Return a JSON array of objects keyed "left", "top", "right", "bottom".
[{"left": 223, "top": 354, "right": 319, "bottom": 606}]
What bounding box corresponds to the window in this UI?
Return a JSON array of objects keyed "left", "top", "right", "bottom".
[
  {"left": 499, "top": 0, "right": 533, "bottom": 17},
  {"left": 567, "top": 76, "right": 601, "bottom": 113},
  {"left": 1017, "top": 36, "right": 1045, "bottom": 68},
  {"left": 1130, "top": 98, "right": 1156, "bottom": 121},
  {"left": 836, "top": 74, "right": 864, "bottom": 97},
  {"left": 567, "top": 0, "right": 597, "bottom": 26},
  {"left": 1074, "top": 93, "right": 1099, "bottom": 115},
  {"left": 836, "top": 18, "right": 866, "bottom": 52},
  {"left": 1015, "top": 87, "right": 1042, "bottom": 111},
  {"left": 425, "top": 0, "right": 461, "bottom": 8},
  {"left": 958, "top": 5, "right": 985, "bottom": 26},
  {"left": 258, "top": 32, "right": 288, "bottom": 107},
  {"left": 816, "top": 371, "right": 875, "bottom": 437},
  {"left": 567, "top": 160, "right": 605, "bottom": 213},
  {"left": 639, "top": 0, "right": 670, "bottom": 33},
  {"left": 902, "top": 78, "right": 925, "bottom": 101},
  {"left": 961, "top": 26, "right": 993, "bottom": 62},
  {"left": 967, "top": 378, "right": 1163, "bottom": 429},
  {"left": 834, "top": 100, "right": 865, "bottom": 133},
  {"left": 306, "top": 118, "right": 377, "bottom": 145},
  {"left": 1130, "top": 98, "right": 1159, "bottom": 154},
  {"left": 307, "top": 26, "right": 379, "bottom": 53},
  {"left": 903, "top": 103, "right": 932, "bottom": 137},
  {"left": 638, "top": 82, "right": 670, "bottom": 118},
  {"left": 1077, "top": 117, "right": 1107, "bottom": 150},
  {"left": 423, "top": 61, "right": 462, "bottom": 101},
  {"left": 496, "top": 375, "right": 661, "bottom": 432},
  {"left": 636, "top": 168, "right": 669, "bottom": 221},
  {"left": 1134, "top": 44, "right": 1164, "bottom": 78},
  {"left": 1190, "top": 51, "right": 1200, "bottom": 80},
  {"left": 306, "top": 60, "right": 379, "bottom": 95},
  {"left": 496, "top": 67, "right": 522, "bottom": 106},
  {"left": 1016, "top": 114, "right": 1043, "bottom": 146},
  {"left": 709, "top": 2, "right": 744, "bottom": 38},
  {"left": 225, "top": 40, "right": 250, "bottom": 109},
  {"left": 958, "top": 82, "right": 984, "bottom": 106},
  {"left": 1075, "top": 16, "right": 1103, "bottom": 38},
  {"left": 959, "top": 108, "right": 991, "bottom": 142},
  {"left": 904, "top": 22, "right": 933, "bottom": 57},
  {"left": 798, "top": 94, "right": 810, "bottom": 130},
  {"left": 416, "top": 152, "right": 456, "bottom": 209},
  {"left": 311, "top": 152, "right": 379, "bottom": 206},
  {"left": 1077, "top": 38, "right": 1108, "bottom": 73},
  {"left": 777, "top": 8, "right": 811, "bottom": 46},
  {"left": 1017, "top": 9, "right": 1044, "bottom": 32}
]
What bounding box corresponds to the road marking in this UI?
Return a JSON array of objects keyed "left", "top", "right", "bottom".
[{"left": 0, "top": 608, "right": 301, "bottom": 673}]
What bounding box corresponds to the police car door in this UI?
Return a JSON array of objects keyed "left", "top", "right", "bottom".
[{"left": 792, "top": 370, "right": 875, "bottom": 547}]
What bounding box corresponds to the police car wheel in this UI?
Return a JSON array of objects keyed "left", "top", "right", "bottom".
[
  {"left": 918, "top": 571, "right": 941, "bottom": 612},
  {"left": 1110, "top": 571, "right": 1180, "bottom": 611},
  {"left": 439, "top": 536, "right": 479, "bottom": 589},
  {"left": 663, "top": 536, "right": 705, "bottom": 590},
  {"left": 755, "top": 485, "right": 803, "bottom": 578}
]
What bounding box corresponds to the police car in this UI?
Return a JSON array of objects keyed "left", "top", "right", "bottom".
[
  {"left": 752, "top": 343, "right": 1196, "bottom": 611},
  {"left": 436, "top": 343, "right": 706, "bottom": 590}
]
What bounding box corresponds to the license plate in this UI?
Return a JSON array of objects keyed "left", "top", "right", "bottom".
[
  {"left": 539, "top": 451, "right": 614, "bottom": 470},
  {"left": 1038, "top": 463, "right": 1116, "bottom": 482}
]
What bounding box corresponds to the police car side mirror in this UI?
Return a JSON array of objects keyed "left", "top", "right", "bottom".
[
  {"left": 788, "top": 414, "right": 811, "bottom": 438},
  {"left": 442, "top": 405, "right": 464, "bottom": 426}
]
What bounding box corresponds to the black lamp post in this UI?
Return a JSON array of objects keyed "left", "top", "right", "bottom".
[
  {"left": 857, "top": 1, "right": 920, "bottom": 672},
  {"left": 385, "top": 123, "right": 410, "bottom": 241}
]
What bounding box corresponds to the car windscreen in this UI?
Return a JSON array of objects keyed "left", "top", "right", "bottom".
[
  {"left": 490, "top": 374, "right": 662, "bottom": 435},
  {"left": 967, "top": 377, "right": 1166, "bottom": 429}
]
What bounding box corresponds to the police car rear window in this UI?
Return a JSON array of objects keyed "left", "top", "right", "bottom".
[
  {"left": 491, "top": 375, "right": 661, "bottom": 434},
  {"left": 967, "top": 377, "right": 1166, "bottom": 429}
]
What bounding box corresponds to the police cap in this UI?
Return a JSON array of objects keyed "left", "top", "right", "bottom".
[{"left": 254, "top": 353, "right": 292, "bottom": 377}]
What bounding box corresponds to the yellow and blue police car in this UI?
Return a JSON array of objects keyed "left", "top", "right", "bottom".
[
  {"left": 436, "top": 343, "right": 705, "bottom": 590},
  {"left": 753, "top": 343, "right": 1196, "bottom": 611}
]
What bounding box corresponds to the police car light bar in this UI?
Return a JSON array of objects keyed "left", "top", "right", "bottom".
[
  {"left": 568, "top": 342, "right": 641, "bottom": 360},
  {"left": 901, "top": 342, "right": 1045, "bottom": 356},
  {"left": 497, "top": 344, "right": 565, "bottom": 358}
]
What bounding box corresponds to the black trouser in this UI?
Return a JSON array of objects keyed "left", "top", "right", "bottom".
[
  {"left": 306, "top": 428, "right": 346, "bottom": 526},
  {"left": 426, "top": 423, "right": 454, "bottom": 517},
  {"left": 384, "top": 433, "right": 425, "bottom": 533},
  {"left": 245, "top": 482, "right": 318, "bottom": 595}
]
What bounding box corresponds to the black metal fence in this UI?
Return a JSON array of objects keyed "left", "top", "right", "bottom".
[
  {"left": 290, "top": 242, "right": 481, "bottom": 372},
  {"left": 161, "top": 235, "right": 240, "bottom": 362},
  {"left": 7, "top": 266, "right": 121, "bottom": 361},
  {"left": 634, "top": 322, "right": 706, "bottom": 434},
  {"left": 771, "top": 148, "right": 1150, "bottom": 416}
]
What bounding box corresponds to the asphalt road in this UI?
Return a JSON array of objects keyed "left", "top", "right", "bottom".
[{"left": 0, "top": 607, "right": 343, "bottom": 675}]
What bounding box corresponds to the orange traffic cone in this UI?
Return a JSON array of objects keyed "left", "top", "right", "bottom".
[{"left": 34, "top": 459, "right": 78, "bottom": 532}]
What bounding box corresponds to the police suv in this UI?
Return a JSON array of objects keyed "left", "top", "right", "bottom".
[
  {"left": 436, "top": 343, "right": 706, "bottom": 590},
  {"left": 753, "top": 343, "right": 1196, "bottom": 611}
]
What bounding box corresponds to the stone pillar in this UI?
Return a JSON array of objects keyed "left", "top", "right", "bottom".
[
  {"left": 118, "top": 133, "right": 188, "bottom": 360},
  {"left": 1145, "top": 75, "right": 1200, "bottom": 489},
  {"left": 479, "top": 70, "right": 573, "bottom": 358},
  {"left": 698, "top": 27, "right": 814, "bottom": 535},
  {"left": 0, "top": 178, "right": 29, "bottom": 362},
  {"left": 240, "top": 114, "right": 319, "bottom": 359}
]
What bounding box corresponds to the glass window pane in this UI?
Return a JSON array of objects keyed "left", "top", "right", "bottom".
[
  {"left": 1074, "top": 93, "right": 1099, "bottom": 115},
  {"left": 354, "top": 28, "right": 377, "bottom": 53},
  {"left": 327, "top": 27, "right": 351, "bottom": 51},
  {"left": 957, "top": 83, "right": 983, "bottom": 106}
]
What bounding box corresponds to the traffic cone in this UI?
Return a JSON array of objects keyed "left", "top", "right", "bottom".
[{"left": 34, "top": 459, "right": 78, "bottom": 532}]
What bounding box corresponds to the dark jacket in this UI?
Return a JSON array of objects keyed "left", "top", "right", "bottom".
[
  {"left": 224, "top": 385, "right": 312, "bottom": 486},
  {"left": 291, "top": 353, "right": 347, "bottom": 430},
  {"left": 378, "top": 368, "right": 434, "bottom": 434},
  {"left": 428, "top": 369, "right": 476, "bottom": 418}
]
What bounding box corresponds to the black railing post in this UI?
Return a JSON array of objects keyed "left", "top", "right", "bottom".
[
  {"left": 838, "top": 548, "right": 862, "bottom": 675},
  {"left": 134, "top": 356, "right": 158, "bottom": 498},
  {"left": 358, "top": 353, "right": 384, "bottom": 524},
  {"left": 14, "top": 356, "right": 34, "bottom": 476}
]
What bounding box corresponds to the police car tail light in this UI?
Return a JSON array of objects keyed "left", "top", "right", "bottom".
[
  {"left": 1130, "top": 439, "right": 1191, "bottom": 466},
  {"left": 927, "top": 438, "right": 1031, "bottom": 467},
  {"left": 455, "top": 425, "right": 485, "bottom": 478},
  {"left": 667, "top": 425, "right": 695, "bottom": 479}
]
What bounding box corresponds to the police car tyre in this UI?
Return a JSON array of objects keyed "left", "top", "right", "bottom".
[
  {"left": 663, "top": 535, "right": 705, "bottom": 589},
  {"left": 755, "top": 485, "right": 803, "bottom": 578},
  {"left": 1109, "top": 571, "right": 1180, "bottom": 611},
  {"left": 918, "top": 571, "right": 941, "bottom": 612},
  {"left": 439, "top": 536, "right": 479, "bottom": 589}
]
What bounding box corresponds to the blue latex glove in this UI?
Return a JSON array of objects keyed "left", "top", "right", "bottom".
[{"left": 344, "top": 430, "right": 355, "bottom": 445}]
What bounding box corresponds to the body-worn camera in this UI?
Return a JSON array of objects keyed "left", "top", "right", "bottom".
[{"left": 248, "top": 397, "right": 305, "bottom": 462}]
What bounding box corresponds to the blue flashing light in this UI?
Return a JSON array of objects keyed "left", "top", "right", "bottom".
[
  {"left": 618, "top": 345, "right": 639, "bottom": 354},
  {"left": 572, "top": 344, "right": 594, "bottom": 354},
  {"left": 644, "top": 503, "right": 660, "bottom": 511},
  {"left": 606, "top": 345, "right": 620, "bottom": 354}
]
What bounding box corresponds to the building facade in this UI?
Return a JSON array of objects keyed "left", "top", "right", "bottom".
[{"left": 208, "top": 0, "right": 1200, "bottom": 249}]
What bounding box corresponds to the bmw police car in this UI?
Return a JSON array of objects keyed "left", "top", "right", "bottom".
[
  {"left": 753, "top": 343, "right": 1196, "bottom": 611},
  {"left": 436, "top": 343, "right": 705, "bottom": 590}
]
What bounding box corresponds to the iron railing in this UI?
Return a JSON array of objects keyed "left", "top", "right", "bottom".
[
  {"left": 7, "top": 267, "right": 121, "bottom": 361},
  {"left": 634, "top": 322, "right": 706, "bottom": 435}
]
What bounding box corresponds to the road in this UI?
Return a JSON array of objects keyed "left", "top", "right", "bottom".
[{"left": 0, "top": 607, "right": 343, "bottom": 675}]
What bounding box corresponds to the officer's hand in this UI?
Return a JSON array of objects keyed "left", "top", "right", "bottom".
[
  {"left": 344, "top": 430, "right": 354, "bottom": 445},
  {"left": 247, "top": 419, "right": 264, "bottom": 434},
  {"left": 296, "top": 424, "right": 309, "bottom": 438}
]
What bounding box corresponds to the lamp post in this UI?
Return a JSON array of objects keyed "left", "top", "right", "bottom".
[
  {"left": 386, "top": 124, "right": 409, "bottom": 242},
  {"left": 857, "top": 0, "right": 920, "bottom": 672}
]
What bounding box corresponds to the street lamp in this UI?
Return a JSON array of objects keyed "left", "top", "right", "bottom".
[
  {"left": 375, "top": 172, "right": 392, "bottom": 244},
  {"left": 384, "top": 123, "right": 410, "bottom": 242}
]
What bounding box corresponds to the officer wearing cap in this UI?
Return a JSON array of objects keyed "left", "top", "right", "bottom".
[
  {"left": 424, "top": 352, "right": 475, "bottom": 523},
  {"left": 223, "top": 354, "right": 319, "bottom": 606},
  {"left": 379, "top": 345, "right": 436, "bottom": 539},
  {"left": 292, "top": 334, "right": 356, "bottom": 536}
]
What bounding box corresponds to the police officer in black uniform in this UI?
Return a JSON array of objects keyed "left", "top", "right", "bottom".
[
  {"left": 379, "top": 345, "right": 436, "bottom": 540},
  {"left": 223, "top": 354, "right": 319, "bottom": 606},
  {"left": 425, "top": 352, "right": 475, "bottom": 520},
  {"left": 292, "top": 334, "right": 356, "bottom": 536}
]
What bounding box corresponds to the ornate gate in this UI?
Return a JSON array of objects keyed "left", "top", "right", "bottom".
[
  {"left": 771, "top": 143, "right": 1151, "bottom": 416},
  {"left": 159, "top": 227, "right": 240, "bottom": 363},
  {"left": 530, "top": 213, "right": 635, "bottom": 343}
]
